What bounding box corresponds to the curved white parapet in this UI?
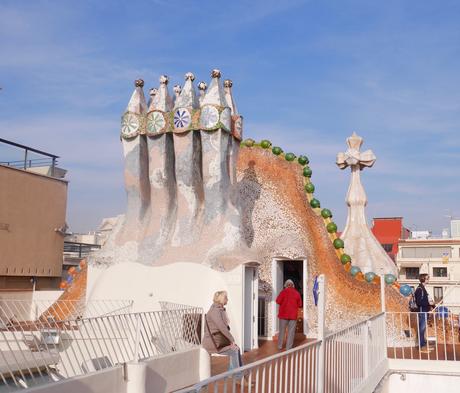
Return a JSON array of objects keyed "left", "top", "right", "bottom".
[{"left": 87, "top": 261, "right": 249, "bottom": 350}]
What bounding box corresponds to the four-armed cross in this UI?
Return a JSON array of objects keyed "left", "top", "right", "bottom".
[{"left": 336, "top": 132, "right": 397, "bottom": 276}]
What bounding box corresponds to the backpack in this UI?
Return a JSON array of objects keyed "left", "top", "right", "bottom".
[{"left": 409, "top": 291, "right": 419, "bottom": 312}]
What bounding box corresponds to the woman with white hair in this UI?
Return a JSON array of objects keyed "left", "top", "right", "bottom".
[
  {"left": 276, "top": 279, "right": 302, "bottom": 350},
  {"left": 202, "top": 291, "right": 245, "bottom": 379}
]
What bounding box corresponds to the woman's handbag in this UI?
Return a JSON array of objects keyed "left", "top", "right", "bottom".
[{"left": 205, "top": 315, "right": 231, "bottom": 351}]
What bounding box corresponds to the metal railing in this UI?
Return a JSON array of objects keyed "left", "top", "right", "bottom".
[
  {"left": 0, "top": 306, "right": 202, "bottom": 390},
  {"left": 176, "top": 314, "right": 387, "bottom": 393},
  {"left": 324, "top": 313, "right": 386, "bottom": 393},
  {"left": 386, "top": 311, "right": 460, "bottom": 361},
  {"left": 176, "top": 339, "right": 321, "bottom": 393},
  {"left": 177, "top": 276, "right": 387, "bottom": 393},
  {"left": 63, "top": 241, "right": 102, "bottom": 258},
  {"left": 0, "top": 137, "right": 59, "bottom": 173},
  {"left": 0, "top": 299, "right": 134, "bottom": 325}
]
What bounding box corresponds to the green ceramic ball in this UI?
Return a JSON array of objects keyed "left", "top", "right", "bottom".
[
  {"left": 340, "top": 254, "right": 351, "bottom": 265},
  {"left": 272, "top": 146, "right": 282, "bottom": 155},
  {"left": 326, "top": 222, "right": 337, "bottom": 233},
  {"left": 304, "top": 183, "right": 315, "bottom": 193},
  {"left": 285, "top": 152, "right": 296, "bottom": 161},
  {"left": 298, "top": 155, "right": 309, "bottom": 165},
  {"left": 321, "top": 208, "right": 332, "bottom": 219},
  {"left": 365, "top": 272, "right": 376, "bottom": 283},
  {"left": 333, "top": 238, "right": 344, "bottom": 249},
  {"left": 350, "top": 266, "right": 361, "bottom": 277},
  {"left": 310, "top": 198, "right": 321, "bottom": 208},
  {"left": 244, "top": 138, "right": 255, "bottom": 147},
  {"left": 384, "top": 274, "right": 396, "bottom": 285},
  {"left": 302, "top": 167, "right": 312, "bottom": 178},
  {"left": 260, "top": 140, "right": 272, "bottom": 149}
]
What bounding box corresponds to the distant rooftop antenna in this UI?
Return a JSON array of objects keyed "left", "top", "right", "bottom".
[{"left": 444, "top": 208, "right": 457, "bottom": 220}]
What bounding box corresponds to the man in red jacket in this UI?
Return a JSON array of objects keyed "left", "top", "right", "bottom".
[{"left": 276, "top": 279, "right": 302, "bottom": 350}]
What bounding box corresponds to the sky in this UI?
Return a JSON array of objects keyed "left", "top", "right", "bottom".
[{"left": 0, "top": 0, "right": 459, "bottom": 234}]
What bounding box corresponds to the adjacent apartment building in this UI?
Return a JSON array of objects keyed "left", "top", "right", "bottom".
[
  {"left": 397, "top": 226, "right": 460, "bottom": 311},
  {"left": 371, "top": 217, "right": 411, "bottom": 261},
  {"left": 0, "top": 138, "right": 68, "bottom": 299}
]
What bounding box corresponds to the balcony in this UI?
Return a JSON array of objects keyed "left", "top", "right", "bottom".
[
  {"left": 0, "top": 137, "right": 66, "bottom": 179},
  {"left": 1, "top": 277, "right": 459, "bottom": 393}
]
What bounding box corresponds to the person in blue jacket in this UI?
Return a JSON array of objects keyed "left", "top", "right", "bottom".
[{"left": 414, "top": 274, "right": 433, "bottom": 350}]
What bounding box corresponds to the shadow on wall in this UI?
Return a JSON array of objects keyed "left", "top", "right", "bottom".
[
  {"left": 145, "top": 368, "right": 168, "bottom": 393},
  {"left": 238, "top": 160, "right": 262, "bottom": 248}
]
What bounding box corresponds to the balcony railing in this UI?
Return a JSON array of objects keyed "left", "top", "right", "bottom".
[
  {"left": 63, "top": 241, "right": 101, "bottom": 259},
  {"left": 0, "top": 301, "right": 202, "bottom": 391},
  {"left": 386, "top": 311, "right": 460, "bottom": 361},
  {"left": 177, "top": 276, "right": 388, "bottom": 393},
  {"left": 1, "top": 276, "right": 459, "bottom": 392},
  {"left": 176, "top": 313, "right": 387, "bottom": 393},
  {"left": 178, "top": 339, "right": 322, "bottom": 392},
  {"left": 0, "top": 299, "right": 134, "bottom": 325},
  {"left": 0, "top": 138, "right": 59, "bottom": 175}
]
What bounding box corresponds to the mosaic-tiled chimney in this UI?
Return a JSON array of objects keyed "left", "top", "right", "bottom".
[
  {"left": 118, "top": 79, "right": 150, "bottom": 246},
  {"left": 102, "top": 70, "right": 252, "bottom": 268},
  {"left": 171, "top": 72, "right": 202, "bottom": 246}
]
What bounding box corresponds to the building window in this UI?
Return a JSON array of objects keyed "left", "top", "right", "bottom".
[
  {"left": 433, "top": 267, "right": 448, "bottom": 278},
  {"left": 382, "top": 244, "right": 393, "bottom": 253},
  {"left": 401, "top": 247, "right": 451, "bottom": 258},
  {"left": 433, "top": 287, "right": 443, "bottom": 302},
  {"left": 405, "top": 267, "right": 420, "bottom": 279}
]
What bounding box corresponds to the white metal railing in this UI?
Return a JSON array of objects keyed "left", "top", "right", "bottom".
[
  {"left": 176, "top": 275, "right": 388, "bottom": 393},
  {"left": 0, "top": 306, "right": 202, "bottom": 391},
  {"left": 324, "top": 313, "right": 386, "bottom": 393},
  {"left": 176, "top": 339, "right": 321, "bottom": 393},
  {"left": 0, "top": 299, "right": 134, "bottom": 326},
  {"left": 386, "top": 311, "right": 459, "bottom": 361},
  {"left": 175, "top": 314, "right": 387, "bottom": 393}
]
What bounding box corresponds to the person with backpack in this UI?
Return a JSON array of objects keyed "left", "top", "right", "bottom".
[{"left": 414, "top": 274, "right": 433, "bottom": 351}]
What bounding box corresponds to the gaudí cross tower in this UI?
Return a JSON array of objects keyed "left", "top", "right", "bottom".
[
  {"left": 95, "top": 70, "right": 254, "bottom": 269},
  {"left": 337, "top": 132, "right": 398, "bottom": 276}
]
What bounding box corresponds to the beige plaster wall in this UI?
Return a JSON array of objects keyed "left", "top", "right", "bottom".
[{"left": 0, "top": 165, "right": 67, "bottom": 279}]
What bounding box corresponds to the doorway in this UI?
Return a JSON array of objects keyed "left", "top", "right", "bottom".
[
  {"left": 271, "top": 258, "right": 308, "bottom": 337},
  {"left": 243, "top": 264, "right": 258, "bottom": 351}
]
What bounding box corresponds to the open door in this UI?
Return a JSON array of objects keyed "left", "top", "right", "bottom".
[
  {"left": 303, "top": 259, "right": 308, "bottom": 334},
  {"left": 271, "top": 258, "right": 308, "bottom": 338},
  {"left": 243, "top": 264, "right": 259, "bottom": 351}
]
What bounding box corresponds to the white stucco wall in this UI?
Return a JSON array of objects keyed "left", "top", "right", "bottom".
[
  {"left": 32, "top": 290, "right": 62, "bottom": 303},
  {"left": 26, "top": 366, "right": 126, "bottom": 393},
  {"left": 380, "top": 372, "right": 460, "bottom": 392},
  {"left": 143, "top": 347, "right": 210, "bottom": 392},
  {"left": 23, "top": 348, "right": 209, "bottom": 393},
  {"left": 87, "top": 262, "right": 247, "bottom": 349}
]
